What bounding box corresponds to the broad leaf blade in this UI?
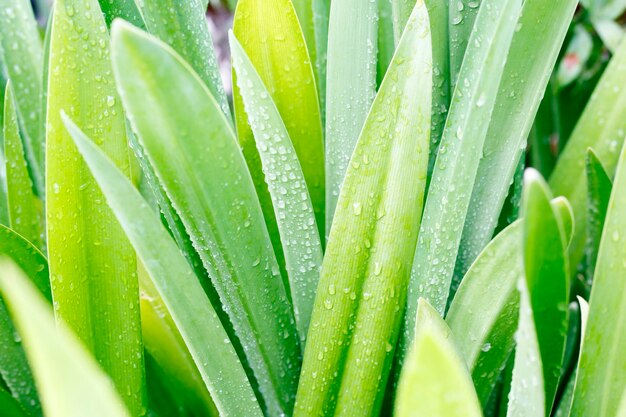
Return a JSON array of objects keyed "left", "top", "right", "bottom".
[
  {"left": 294, "top": 4, "right": 431, "bottom": 415},
  {"left": 111, "top": 22, "right": 300, "bottom": 416},
  {"left": 230, "top": 33, "right": 323, "bottom": 343},
  {"left": 324, "top": 0, "right": 378, "bottom": 235},
  {"left": 570, "top": 138, "right": 626, "bottom": 417},
  {"left": 550, "top": 38, "right": 626, "bottom": 270},
  {"left": 457, "top": 0, "right": 578, "bottom": 278},
  {"left": 447, "top": 221, "right": 521, "bottom": 406},
  {"left": 64, "top": 116, "right": 264, "bottom": 417},
  {"left": 137, "top": 0, "right": 229, "bottom": 119},
  {"left": 3, "top": 84, "right": 44, "bottom": 250},
  {"left": 0, "top": 260, "right": 131, "bottom": 417},
  {"left": 233, "top": 0, "right": 325, "bottom": 245},
  {"left": 0, "top": 0, "right": 44, "bottom": 195},
  {"left": 522, "top": 169, "right": 569, "bottom": 412},
  {"left": 45, "top": 1, "right": 143, "bottom": 413},
  {"left": 395, "top": 300, "right": 482, "bottom": 417}
]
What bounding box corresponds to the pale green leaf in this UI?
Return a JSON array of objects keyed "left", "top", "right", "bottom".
[
  {"left": 0, "top": 260, "right": 131, "bottom": 417},
  {"left": 324, "top": 0, "right": 378, "bottom": 236},
  {"left": 110, "top": 21, "right": 299, "bottom": 416},
  {"left": 395, "top": 300, "right": 482, "bottom": 417},
  {"left": 45, "top": 0, "right": 143, "bottom": 413},
  {"left": 230, "top": 33, "right": 323, "bottom": 343},
  {"left": 64, "top": 115, "right": 264, "bottom": 417},
  {"left": 457, "top": 0, "right": 578, "bottom": 278},
  {"left": 0, "top": 0, "right": 44, "bottom": 195},
  {"left": 4, "top": 84, "right": 44, "bottom": 250},
  {"left": 294, "top": 4, "right": 431, "bottom": 415}
]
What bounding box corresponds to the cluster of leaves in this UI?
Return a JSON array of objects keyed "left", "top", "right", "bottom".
[{"left": 0, "top": 0, "right": 625, "bottom": 417}]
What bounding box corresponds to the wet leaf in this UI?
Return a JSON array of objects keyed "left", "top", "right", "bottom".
[
  {"left": 110, "top": 21, "right": 300, "bottom": 416},
  {"left": 294, "top": 4, "right": 431, "bottom": 415}
]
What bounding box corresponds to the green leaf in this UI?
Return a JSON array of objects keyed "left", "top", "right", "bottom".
[
  {"left": 0, "top": 387, "right": 30, "bottom": 417},
  {"left": 457, "top": 0, "right": 578, "bottom": 278},
  {"left": 0, "top": 260, "right": 131, "bottom": 417},
  {"left": 619, "top": 390, "right": 626, "bottom": 417},
  {"left": 98, "top": 0, "right": 145, "bottom": 28},
  {"left": 4, "top": 83, "right": 44, "bottom": 250},
  {"left": 447, "top": 221, "right": 521, "bottom": 406},
  {"left": 404, "top": 0, "right": 522, "bottom": 326},
  {"left": 395, "top": 300, "right": 482, "bottom": 417},
  {"left": 550, "top": 37, "right": 626, "bottom": 271},
  {"left": 377, "top": 0, "right": 395, "bottom": 85},
  {"left": 64, "top": 115, "right": 264, "bottom": 417},
  {"left": 139, "top": 266, "right": 219, "bottom": 417},
  {"left": 136, "top": 0, "right": 229, "bottom": 119},
  {"left": 505, "top": 277, "right": 545, "bottom": 417},
  {"left": 232, "top": 0, "right": 325, "bottom": 247},
  {"left": 448, "top": 0, "right": 482, "bottom": 89},
  {"left": 583, "top": 148, "right": 612, "bottom": 290},
  {"left": 324, "top": 0, "right": 378, "bottom": 236},
  {"left": 294, "top": 4, "right": 431, "bottom": 415},
  {"left": 570, "top": 140, "right": 626, "bottom": 417},
  {"left": 45, "top": 0, "right": 143, "bottom": 413},
  {"left": 522, "top": 169, "right": 569, "bottom": 412},
  {"left": 0, "top": 224, "right": 48, "bottom": 417},
  {"left": 0, "top": 0, "right": 44, "bottom": 195},
  {"left": 230, "top": 33, "right": 323, "bottom": 343},
  {"left": 110, "top": 21, "right": 299, "bottom": 416}
]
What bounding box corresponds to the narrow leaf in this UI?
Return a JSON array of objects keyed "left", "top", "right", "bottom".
[
  {"left": 324, "top": 0, "right": 378, "bottom": 235},
  {"left": 294, "top": 4, "right": 431, "bottom": 415},
  {"left": 550, "top": 37, "right": 626, "bottom": 270},
  {"left": 98, "top": 0, "right": 144, "bottom": 28},
  {"left": 136, "top": 0, "right": 229, "bottom": 118},
  {"left": 505, "top": 277, "right": 545, "bottom": 417},
  {"left": 4, "top": 84, "right": 44, "bottom": 250},
  {"left": 405, "top": 0, "right": 522, "bottom": 328},
  {"left": 45, "top": 1, "right": 143, "bottom": 413},
  {"left": 64, "top": 115, "right": 264, "bottom": 417},
  {"left": 230, "top": 33, "right": 323, "bottom": 343},
  {"left": 0, "top": 260, "right": 131, "bottom": 417},
  {"left": 111, "top": 21, "right": 300, "bottom": 416},
  {"left": 0, "top": 0, "right": 44, "bottom": 195},
  {"left": 522, "top": 169, "right": 569, "bottom": 412},
  {"left": 448, "top": 0, "right": 482, "bottom": 89},
  {"left": 584, "top": 148, "right": 612, "bottom": 290},
  {"left": 570, "top": 139, "right": 626, "bottom": 417},
  {"left": 457, "top": 0, "right": 578, "bottom": 277},
  {"left": 0, "top": 390, "right": 28, "bottom": 417},
  {"left": 395, "top": 300, "right": 482, "bottom": 417}
]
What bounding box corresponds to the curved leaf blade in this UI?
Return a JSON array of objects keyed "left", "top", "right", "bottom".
[
  {"left": 0, "top": 260, "right": 131, "bottom": 417},
  {"left": 230, "top": 33, "right": 323, "bottom": 343},
  {"left": 294, "top": 4, "right": 431, "bottom": 415},
  {"left": 395, "top": 300, "right": 482, "bottom": 417},
  {"left": 110, "top": 21, "right": 300, "bottom": 416},
  {"left": 233, "top": 0, "right": 325, "bottom": 246},
  {"left": 64, "top": 115, "right": 264, "bottom": 417}
]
